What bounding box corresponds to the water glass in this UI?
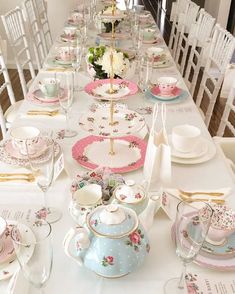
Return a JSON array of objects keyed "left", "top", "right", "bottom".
[
  {"left": 164, "top": 201, "right": 213, "bottom": 293},
  {"left": 138, "top": 56, "right": 153, "bottom": 93},
  {"left": 11, "top": 218, "right": 53, "bottom": 293}
]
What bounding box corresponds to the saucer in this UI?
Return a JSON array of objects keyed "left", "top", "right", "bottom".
[
  {"left": 33, "top": 89, "right": 62, "bottom": 103},
  {"left": 0, "top": 221, "right": 35, "bottom": 281},
  {"left": 169, "top": 136, "right": 208, "bottom": 159},
  {"left": 187, "top": 221, "right": 235, "bottom": 257},
  {"left": 60, "top": 34, "right": 76, "bottom": 43},
  {"left": 143, "top": 37, "right": 161, "bottom": 44},
  {"left": 55, "top": 57, "right": 73, "bottom": 66}
]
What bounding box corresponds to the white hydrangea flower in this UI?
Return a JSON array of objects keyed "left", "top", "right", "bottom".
[{"left": 97, "top": 48, "right": 130, "bottom": 77}]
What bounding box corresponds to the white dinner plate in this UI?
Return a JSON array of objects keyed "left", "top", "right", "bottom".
[
  {"left": 169, "top": 136, "right": 209, "bottom": 159},
  {"left": 171, "top": 139, "right": 216, "bottom": 164}
]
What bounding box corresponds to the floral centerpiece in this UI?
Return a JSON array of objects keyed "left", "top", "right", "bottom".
[
  {"left": 86, "top": 46, "right": 130, "bottom": 80},
  {"left": 98, "top": 6, "right": 125, "bottom": 33}
]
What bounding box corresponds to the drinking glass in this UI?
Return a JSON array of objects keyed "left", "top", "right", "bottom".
[
  {"left": 138, "top": 56, "right": 153, "bottom": 93},
  {"left": 27, "top": 133, "right": 62, "bottom": 223},
  {"left": 11, "top": 218, "right": 53, "bottom": 293},
  {"left": 71, "top": 36, "right": 83, "bottom": 91},
  {"left": 59, "top": 72, "right": 77, "bottom": 138},
  {"left": 164, "top": 201, "right": 213, "bottom": 294}
]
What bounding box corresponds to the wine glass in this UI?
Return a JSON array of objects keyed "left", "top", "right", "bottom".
[
  {"left": 138, "top": 56, "right": 153, "bottom": 93},
  {"left": 71, "top": 35, "right": 84, "bottom": 92},
  {"left": 27, "top": 133, "right": 62, "bottom": 223},
  {"left": 58, "top": 72, "right": 78, "bottom": 138},
  {"left": 164, "top": 201, "right": 213, "bottom": 294},
  {"left": 11, "top": 218, "right": 53, "bottom": 293}
]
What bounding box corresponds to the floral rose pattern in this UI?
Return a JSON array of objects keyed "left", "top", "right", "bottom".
[
  {"left": 126, "top": 229, "right": 144, "bottom": 252},
  {"left": 135, "top": 193, "right": 142, "bottom": 199},
  {"left": 102, "top": 256, "right": 114, "bottom": 266}
]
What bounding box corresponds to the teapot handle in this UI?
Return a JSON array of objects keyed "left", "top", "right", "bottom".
[{"left": 63, "top": 226, "right": 90, "bottom": 266}]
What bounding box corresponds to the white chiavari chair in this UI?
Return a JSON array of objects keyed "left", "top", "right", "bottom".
[
  {"left": 174, "top": 1, "right": 200, "bottom": 74},
  {"left": 34, "top": 0, "right": 52, "bottom": 53},
  {"left": 217, "top": 82, "right": 235, "bottom": 137},
  {"left": 183, "top": 9, "right": 216, "bottom": 96},
  {"left": 23, "top": 0, "right": 47, "bottom": 69},
  {"left": 1, "top": 7, "right": 36, "bottom": 99},
  {"left": 0, "top": 44, "right": 22, "bottom": 138},
  {"left": 168, "top": 0, "right": 190, "bottom": 57},
  {"left": 196, "top": 24, "right": 235, "bottom": 128}
]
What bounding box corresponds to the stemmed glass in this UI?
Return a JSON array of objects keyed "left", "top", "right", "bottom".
[
  {"left": 58, "top": 72, "right": 77, "bottom": 138},
  {"left": 138, "top": 55, "right": 153, "bottom": 93},
  {"left": 27, "top": 133, "right": 62, "bottom": 223},
  {"left": 164, "top": 201, "right": 213, "bottom": 294},
  {"left": 71, "top": 34, "right": 84, "bottom": 92},
  {"left": 11, "top": 218, "right": 53, "bottom": 293}
]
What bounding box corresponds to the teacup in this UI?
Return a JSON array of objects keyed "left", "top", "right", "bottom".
[
  {"left": 38, "top": 78, "right": 60, "bottom": 98},
  {"left": 10, "top": 126, "right": 40, "bottom": 155},
  {"left": 157, "top": 76, "right": 177, "bottom": 96},
  {"left": 200, "top": 204, "right": 235, "bottom": 245},
  {"left": 172, "top": 124, "right": 201, "bottom": 153},
  {"left": 0, "top": 217, "right": 7, "bottom": 253},
  {"left": 143, "top": 28, "right": 155, "bottom": 41},
  {"left": 134, "top": 5, "right": 145, "bottom": 13},
  {"left": 70, "top": 12, "right": 81, "bottom": 23},
  {"left": 63, "top": 26, "right": 77, "bottom": 38},
  {"left": 147, "top": 47, "right": 165, "bottom": 62},
  {"left": 58, "top": 47, "right": 75, "bottom": 62},
  {"left": 113, "top": 184, "right": 148, "bottom": 215},
  {"left": 69, "top": 184, "right": 103, "bottom": 225}
]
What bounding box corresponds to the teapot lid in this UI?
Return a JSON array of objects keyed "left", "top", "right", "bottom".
[{"left": 87, "top": 204, "right": 138, "bottom": 238}]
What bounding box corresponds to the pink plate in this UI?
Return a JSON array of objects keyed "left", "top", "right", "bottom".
[
  {"left": 151, "top": 86, "right": 182, "bottom": 100},
  {"left": 98, "top": 33, "right": 128, "bottom": 40},
  {"left": 84, "top": 79, "right": 138, "bottom": 100},
  {"left": 72, "top": 135, "right": 147, "bottom": 173},
  {"left": 171, "top": 222, "right": 235, "bottom": 271},
  {"left": 27, "top": 89, "right": 62, "bottom": 105}
]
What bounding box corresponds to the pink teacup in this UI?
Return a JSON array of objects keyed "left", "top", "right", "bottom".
[
  {"left": 157, "top": 77, "right": 177, "bottom": 96},
  {"left": 63, "top": 26, "right": 77, "bottom": 38},
  {"left": 0, "top": 217, "right": 7, "bottom": 253},
  {"left": 59, "top": 47, "right": 75, "bottom": 62},
  {"left": 200, "top": 204, "right": 235, "bottom": 245}
]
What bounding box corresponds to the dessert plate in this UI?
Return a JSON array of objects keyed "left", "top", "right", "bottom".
[
  {"left": 0, "top": 221, "right": 35, "bottom": 281},
  {"left": 171, "top": 139, "right": 216, "bottom": 165},
  {"left": 79, "top": 106, "right": 145, "bottom": 138},
  {"left": 100, "top": 13, "right": 126, "bottom": 21},
  {"left": 171, "top": 218, "right": 235, "bottom": 271},
  {"left": 0, "top": 139, "right": 61, "bottom": 167},
  {"left": 84, "top": 79, "right": 138, "bottom": 100},
  {"left": 187, "top": 222, "right": 235, "bottom": 257},
  {"left": 169, "top": 136, "right": 208, "bottom": 159},
  {"left": 72, "top": 135, "right": 147, "bottom": 173}
]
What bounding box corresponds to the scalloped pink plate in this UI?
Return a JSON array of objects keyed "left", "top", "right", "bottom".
[
  {"left": 72, "top": 135, "right": 147, "bottom": 173},
  {"left": 151, "top": 86, "right": 182, "bottom": 100},
  {"left": 84, "top": 79, "right": 138, "bottom": 100},
  {"left": 26, "top": 88, "right": 66, "bottom": 105}
]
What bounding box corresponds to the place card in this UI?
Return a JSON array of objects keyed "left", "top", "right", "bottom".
[
  {"left": 185, "top": 272, "right": 235, "bottom": 294},
  {"left": 54, "top": 153, "right": 64, "bottom": 180},
  {"left": 160, "top": 190, "right": 180, "bottom": 220}
]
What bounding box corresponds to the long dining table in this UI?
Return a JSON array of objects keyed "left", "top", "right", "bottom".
[{"left": 0, "top": 2, "right": 235, "bottom": 293}]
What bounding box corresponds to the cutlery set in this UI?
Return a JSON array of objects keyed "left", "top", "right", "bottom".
[
  {"left": 0, "top": 173, "right": 35, "bottom": 182},
  {"left": 178, "top": 189, "right": 225, "bottom": 204},
  {"left": 27, "top": 110, "right": 60, "bottom": 117}
]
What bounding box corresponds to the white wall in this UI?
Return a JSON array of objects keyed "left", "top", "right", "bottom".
[
  {"left": 0, "top": 0, "right": 76, "bottom": 68},
  {"left": 204, "top": 0, "right": 231, "bottom": 28}
]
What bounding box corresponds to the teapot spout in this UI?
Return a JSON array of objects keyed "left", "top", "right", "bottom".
[
  {"left": 63, "top": 226, "right": 90, "bottom": 266},
  {"left": 139, "top": 193, "right": 160, "bottom": 231}
]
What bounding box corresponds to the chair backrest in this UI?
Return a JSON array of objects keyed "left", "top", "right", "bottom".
[
  {"left": 174, "top": 1, "right": 200, "bottom": 74},
  {"left": 184, "top": 9, "right": 216, "bottom": 96},
  {"left": 34, "top": 0, "right": 52, "bottom": 53},
  {"left": 217, "top": 82, "right": 235, "bottom": 137},
  {"left": 23, "top": 0, "right": 47, "bottom": 69},
  {"left": 1, "top": 7, "right": 36, "bottom": 99},
  {"left": 0, "top": 45, "right": 16, "bottom": 138},
  {"left": 196, "top": 24, "right": 235, "bottom": 127},
  {"left": 168, "top": 0, "right": 192, "bottom": 58}
]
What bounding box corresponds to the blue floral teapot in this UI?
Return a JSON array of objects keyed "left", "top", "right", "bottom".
[{"left": 63, "top": 204, "right": 150, "bottom": 278}]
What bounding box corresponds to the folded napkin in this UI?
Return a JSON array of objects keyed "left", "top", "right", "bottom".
[{"left": 166, "top": 187, "right": 231, "bottom": 201}]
